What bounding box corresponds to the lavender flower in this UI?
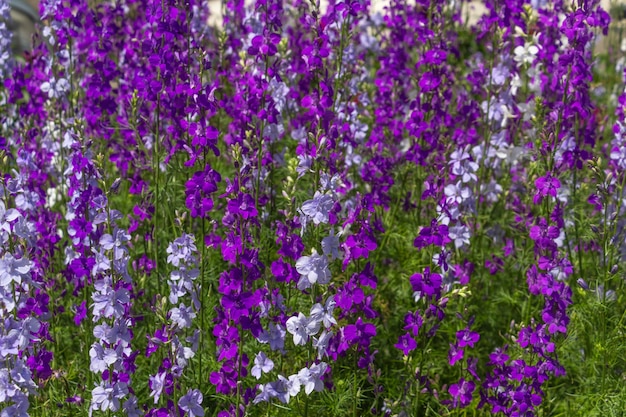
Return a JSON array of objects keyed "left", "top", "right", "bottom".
[
  {"left": 295, "top": 249, "right": 331, "bottom": 289},
  {"left": 297, "top": 362, "right": 328, "bottom": 395},
  {"left": 257, "top": 323, "right": 286, "bottom": 352},
  {"left": 309, "top": 296, "right": 337, "bottom": 329},
  {"left": 312, "top": 330, "right": 333, "bottom": 360},
  {"left": 321, "top": 229, "right": 342, "bottom": 260},
  {"left": 149, "top": 372, "right": 167, "bottom": 404},
  {"left": 286, "top": 313, "right": 312, "bottom": 346},
  {"left": 299, "top": 192, "right": 334, "bottom": 228},
  {"left": 90, "top": 381, "right": 128, "bottom": 415},
  {"left": 178, "top": 389, "right": 204, "bottom": 417},
  {"left": 251, "top": 351, "right": 274, "bottom": 379}
]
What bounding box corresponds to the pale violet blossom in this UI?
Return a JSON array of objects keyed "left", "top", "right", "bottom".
[
  {"left": 257, "top": 323, "right": 286, "bottom": 352},
  {"left": 90, "top": 381, "right": 128, "bottom": 416},
  {"left": 296, "top": 154, "right": 313, "bottom": 178},
  {"left": 490, "top": 62, "right": 510, "bottom": 86},
  {"left": 251, "top": 351, "right": 275, "bottom": 379},
  {"left": 309, "top": 296, "right": 337, "bottom": 329},
  {"left": 312, "top": 330, "right": 333, "bottom": 359},
  {"left": 480, "top": 180, "right": 503, "bottom": 203},
  {"left": 321, "top": 229, "right": 341, "bottom": 260},
  {"left": 41, "top": 77, "right": 70, "bottom": 99},
  {"left": 166, "top": 234, "right": 198, "bottom": 267},
  {"left": 286, "top": 313, "right": 313, "bottom": 346},
  {"left": 253, "top": 375, "right": 301, "bottom": 404},
  {"left": 299, "top": 192, "right": 334, "bottom": 227},
  {"left": 297, "top": 362, "right": 328, "bottom": 395},
  {"left": 295, "top": 249, "right": 331, "bottom": 289},
  {"left": 89, "top": 343, "right": 118, "bottom": 373},
  {"left": 449, "top": 147, "right": 479, "bottom": 183},
  {"left": 448, "top": 225, "right": 471, "bottom": 249},
  {"left": 91, "top": 278, "right": 130, "bottom": 320},
  {"left": 149, "top": 372, "right": 166, "bottom": 404},
  {"left": 0, "top": 254, "right": 32, "bottom": 287},
  {"left": 122, "top": 395, "right": 141, "bottom": 417},
  {"left": 481, "top": 95, "right": 515, "bottom": 128},
  {"left": 93, "top": 321, "right": 132, "bottom": 347},
  {"left": 99, "top": 229, "right": 130, "bottom": 261},
  {"left": 444, "top": 181, "right": 472, "bottom": 206},
  {"left": 178, "top": 389, "right": 204, "bottom": 417},
  {"left": 170, "top": 304, "right": 196, "bottom": 329},
  {"left": 0, "top": 392, "right": 29, "bottom": 417},
  {"left": 319, "top": 173, "right": 343, "bottom": 193}
]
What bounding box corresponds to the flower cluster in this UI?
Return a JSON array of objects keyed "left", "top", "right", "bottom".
[{"left": 0, "top": 0, "right": 624, "bottom": 416}]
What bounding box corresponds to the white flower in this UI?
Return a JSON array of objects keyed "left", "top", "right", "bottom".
[
  {"left": 444, "top": 181, "right": 472, "bottom": 206},
  {"left": 149, "top": 372, "right": 166, "bottom": 404},
  {"left": 41, "top": 77, "right": 70, "bottom": 99},
  {"left": 89, "top": 343, "right": 118, "bottom": 373},
  {"left": 286, "top": 313, "right": 311, "bottom": 346},
  {"left": 312, "top": 330, "right": 333, "bottom": 359},
  {"left": 513, "top": 42, "right": 539, "bottom": 66},
  {"left": 309, "top": 296, "right": 337, "bottom": 329},
  {"left": 610, "top": 145, "right": 626, "bottom": 170},
  {"left": 295, "top": 249, "right": 331, "bottom": 289},
  {"left": 251, "top": 351, "right": 275, "bottom": 379},
  {"left": 170, "top": 304, "right": 196, "bottom": 329},
  {"left": 448, "top": 225, "right": 471, "bottom": 249}
]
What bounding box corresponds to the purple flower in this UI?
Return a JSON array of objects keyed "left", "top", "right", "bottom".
[
  {"left": 533, "top": 175, "right": 560, "bottom": 205},
  {"left": 395, "top": 333, "right": 417, "bottom": 356},
  {"left": 227, "top": 193, "right": 258, "bottom": 219},
  {"left": 414, "top": 220, "right": 451, "bottom": 249},
  {"left": 403, "top": 311, "right": 423, "bottom": 337},
  {"left": 185, "top": 164, "right": 221, "bottom": 218},
  {"left": 456, "top": 328, "right": 480, "bottom": 348},
  {"left": 410, "top": 267, "right": 443, "bottom": 299},
  {"left": 529, "top": 218, "right": 560, "bottom": 250},
  {"left": 343, "top": 318, "right": 376, "bottom": 349},
  {"left": 449, "top": 378, "right": 475, "bottom": 408},
  {"left": 343, "top": 230, "right": 377, "bottom": 262},
  {"left": 419, "top": 71, "right": 441, "bottom": 92},
  {"left": 74, "top": 301, "right": 87, "bottom": 326},
  {"left": 210, "top": 363, "right": 238, "bottom": 395},
  {"left": 448, "top": 344, "right": 464, "bottom": 366}
]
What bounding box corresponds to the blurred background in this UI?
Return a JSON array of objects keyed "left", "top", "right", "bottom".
[{"left": 3, "top": 0, "right": 626, "bottom": 58}]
